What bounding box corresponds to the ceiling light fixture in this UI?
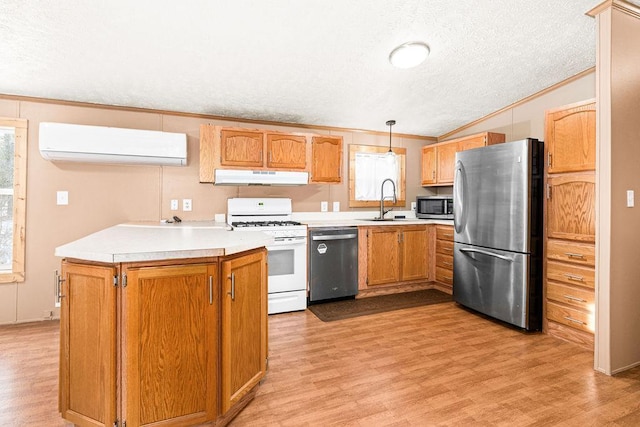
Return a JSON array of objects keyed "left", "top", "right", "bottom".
[
  {"left": 386, "top": 119, "right": 396, "bottom": 157},
  {"left": 389, "top": 41, "right": 430, "bottom": 69}
]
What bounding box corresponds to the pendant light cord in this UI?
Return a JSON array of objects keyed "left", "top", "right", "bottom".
[{"left": 386, "top": 120, "right": 396, "bottom": 153}]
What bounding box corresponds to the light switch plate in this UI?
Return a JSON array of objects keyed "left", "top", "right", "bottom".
[
  {"left": 627, "top": 190, "right": 634, "bottom": 207},
  {"left": 56, "top": 191, "right": 69, "bottom": 205},
  {"left": 170, "top": 199, "right": 178, "bottom": 211},
  {"left": 333, "top": 201, "right": 340, "bottom": 212},
  {"left": 320, "top": 201, "right": 328, "bottom": 212},
  {"left": 411, "top": 202, "right": 416, "bottom": 211}
]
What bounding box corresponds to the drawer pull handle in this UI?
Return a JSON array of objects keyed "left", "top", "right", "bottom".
[
  {"left": 442, "top": 234, "right": 453, "bottom": 238},
  {"left": 563, "top": 294, "right": 587, "bottom": 303},
  {"left": 565, "top": 252, "right": 585, "bottom": 259},
  {"left": 564, "top": 316, "right": 586, "bottom": 325},
  {"left": 443, "top": 276, "right": 452, "bottom": 280},
  {"left": 443, "top": 262, "right": 452, "bottom": 267},
  {"left": 564, "top": 273, "right": 584, "bottom": 282}
]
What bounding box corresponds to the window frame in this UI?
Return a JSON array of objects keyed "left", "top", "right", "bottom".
[{"left": 0, "top": 117, "right": 27, "bottom": 283}]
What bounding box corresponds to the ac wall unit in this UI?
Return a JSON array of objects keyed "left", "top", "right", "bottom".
[{"left": 39, "top": 122, "right": 187, "bottom": 166}]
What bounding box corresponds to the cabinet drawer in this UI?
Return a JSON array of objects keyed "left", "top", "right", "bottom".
[
  {"left": 547, "top": 240, "right": 595, "bottom": 267},
  {"left": 436, "top": 253, "right": 453, "bottom": 270},
  {"left": 547, "top": 282, "right": 594, "bottom": 311},
  {"left": 435, "top": 226, "right": 454, "bottom": 241},
  {"left": 436, "top": 239, "right": 454, "bottom": 256},
  {"left": 546, "top": 261, "right": 594, "bottom": 289},
  {"left": 435, "top": 267, "right": 453, "bottom": 285},
  {"left": 547, "top": 301, "right": 593, "bottom": 334}
]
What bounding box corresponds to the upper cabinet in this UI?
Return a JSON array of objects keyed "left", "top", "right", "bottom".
[
  {"left": 266, "top": 133, "right": 307, "bottom": 169},
  {"left": 545, "top": 100, "right": 596, "bottom": 174},
  {"left": 421, "top": 131, "right": 505, "bottom": 186},
  {"left": 200, "top": 125, "right": 343, "bottom": 184},
  {"left": 310, "top": 136, "right": 342, "bottom": 183},
  {"left": 219, "top": 129, "right": 264, "bottom": 168}
]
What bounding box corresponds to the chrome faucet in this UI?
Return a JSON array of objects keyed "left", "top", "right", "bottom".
[{"left": 379, "top": 178, "right": 397, "bottom": 219}]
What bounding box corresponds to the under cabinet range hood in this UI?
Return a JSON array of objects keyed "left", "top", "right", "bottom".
[
  {"left": 39, "top": 122, "right": 187, "bottom": 166},
  {"left": 214, "top": 169, "right": 309, "bottom": 185}
]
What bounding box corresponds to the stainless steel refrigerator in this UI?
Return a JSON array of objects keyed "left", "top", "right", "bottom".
[{"left": 453, "top": 138, "right": 543, "bottom": 331}]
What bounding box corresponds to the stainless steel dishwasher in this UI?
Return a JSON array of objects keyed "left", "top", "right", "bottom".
[{"left": 308, "top": 227, "right": 359, "bottom": 303}]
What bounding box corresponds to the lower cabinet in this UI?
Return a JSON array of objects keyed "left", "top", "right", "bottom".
[
  {"left": 434, "top": 225, "right": 454, "bottom": 293},
  {"left": 364, "top": 225, "right": 429, "bottom": 287},
  {"left": 59, "top": 249, "right": 267, "bottom": 427},
  {"left": 221, "top": 251, "right": 268, "bottom": 413}
]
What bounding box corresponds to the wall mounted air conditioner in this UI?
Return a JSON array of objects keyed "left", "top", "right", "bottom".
[{"left": 39, "top": 122, "right": 188, "bottom": 166}]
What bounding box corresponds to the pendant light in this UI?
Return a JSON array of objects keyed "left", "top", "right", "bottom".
[{"left": 386, "top": 120, "right": 396, "bottom": 157}]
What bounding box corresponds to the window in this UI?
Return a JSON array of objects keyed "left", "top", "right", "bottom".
[
  {"left": 0, "top": 118, "right": 27, "bottom": 283},
  {"left": 348, "top": 144, "right": 406, "bottom": 208}
]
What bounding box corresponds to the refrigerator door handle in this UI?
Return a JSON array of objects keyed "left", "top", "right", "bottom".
[
  {"left": 454, "top": 160, "right": 466, "bottom": 234},
  {"left": 459, "top": 247, "right": 515, "bottom": 262}
]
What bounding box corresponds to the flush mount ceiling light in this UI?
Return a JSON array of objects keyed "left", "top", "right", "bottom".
[{"left": 389, "top": 41, "right": 430, "bottom": 69}]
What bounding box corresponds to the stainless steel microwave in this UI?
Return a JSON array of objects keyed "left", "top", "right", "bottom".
[{"left": 416, "top": 196, "right": 454, "bottom": 219}]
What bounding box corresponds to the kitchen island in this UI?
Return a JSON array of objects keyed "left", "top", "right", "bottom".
[{"left": 55, "top": 222, "right": 271, "bottom": 427}]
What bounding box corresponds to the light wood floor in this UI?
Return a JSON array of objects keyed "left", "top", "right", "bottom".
[{"left": 2, "top": 302, "right": 639, "bottom": 426}]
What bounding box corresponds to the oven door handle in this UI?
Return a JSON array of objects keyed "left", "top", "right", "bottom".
[{"left": 311, "top": 234, "right": 357, "bottom": 241}]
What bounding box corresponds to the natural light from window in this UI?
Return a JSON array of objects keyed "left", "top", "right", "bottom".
[
  {"left": 0, "top": 126, "right": 14, "bottom": 272},
  {"left": 0, "top": 118, "right": 27, "bottom": 283}
]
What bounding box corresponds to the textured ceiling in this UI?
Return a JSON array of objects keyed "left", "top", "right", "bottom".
[{"left": 0, "top": 1, "right": 617, "bottom": 136}]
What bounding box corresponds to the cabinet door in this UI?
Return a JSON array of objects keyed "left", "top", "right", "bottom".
[
  {"left": 456, "top": 135, "right": 486, "bottom": 152},
  {"left": 421, "top": 145, "right": 437, "bottom": 185},
  {"left": 545, "top": 101, "right": 596, "bottom": 173},
  {"left": 266, "top": 133, "right": 307, "bottom": 169},
  {"left": 546, "top": 174, "right": 595, "bottom": 243},
  {"left": 221, "top": 250, "right": 267, "bottom": 413},
  {"left": 123, "top": 263, "right": 218, "bottom": 426},
  {"left": 401, "top": 227, "right": 429, "bottom": 281},
  {"left": 220, "top": 129, "right": 264, "bottom": 167},
  {"left": 311, "top": 136, "right": 342, "bottom": 183},
  {"left": 59, "top": 262, "right": 117, "bottom": 427},
  {"left": 367, "top": 228, "right": 401, "bottom": 286},
  {"left": 436, "top": 142, "right": 457, "bottom": 184}
]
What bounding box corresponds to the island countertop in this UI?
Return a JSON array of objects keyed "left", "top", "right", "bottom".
[{"left": 54, "top": 221, "right": 273, "bottom": 263}]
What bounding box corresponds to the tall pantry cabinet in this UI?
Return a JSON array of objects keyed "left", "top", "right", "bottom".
[{"left": 543, "top": 99, "right": 596, "bottom": 350}]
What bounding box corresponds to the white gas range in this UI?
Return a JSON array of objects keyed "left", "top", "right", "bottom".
[{"left": 227, "top": 198, "right": 307, "bottom": 314}]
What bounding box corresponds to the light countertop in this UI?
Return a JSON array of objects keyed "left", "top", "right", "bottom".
[
  {"left": 291, "top": 211, "right": 453, "bottom": 228},
  {"left": 55, "top": 221, "right": 273, "bottom": 263}
]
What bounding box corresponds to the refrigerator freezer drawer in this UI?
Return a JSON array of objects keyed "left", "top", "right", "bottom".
[{"left": 453, "top": 242, "right": 541, "bottom": 330}]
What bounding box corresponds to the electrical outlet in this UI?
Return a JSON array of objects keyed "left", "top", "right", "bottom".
[
  {"left": 183, "top": 199, "right": 192, "bottom": 211},
  {"left": 170, "top": 199, "right": 179, "bottom": 211},
  {"left": 320, "top": 201, "right": 328, "bottom": 212},
  {"left": 411, "top": 202, "right": 416, "bottom": 211},
  {"left": 333, "top": 201, "right": 340, "bottom": 212},
  {"left": 627, "top": 190, "right": 635, "bottom": 207},
  {"left": 56, "top": 191, "right": 69, "bottom": 205}
]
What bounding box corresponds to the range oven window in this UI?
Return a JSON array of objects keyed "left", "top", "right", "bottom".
[{"left": 267, "top": 248, "right": 295, "bottom": 276}]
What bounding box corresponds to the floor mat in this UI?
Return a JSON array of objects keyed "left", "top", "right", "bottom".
[{"left": 308, "top": 289, "right": 453, "bottom": 322}]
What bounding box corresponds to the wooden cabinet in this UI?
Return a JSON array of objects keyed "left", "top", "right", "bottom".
[
  {"left": 310, "top": 136, "right": 342, "bottom": 183},
  {"left": 200, "top": 125, "right": 343, "bottom": 184},
  {"left": 420, "top": 145, "right": 437, "bottom": 185},
  {"left": 545, "top": 100, "right": 596, "bottom": 174},
  {"left": 546, "top": 174, "right": 596, "bottom": 243},
  {"left": 421, "top": 132, "right": 505, "bottom": 186},
  {"left": 59, "top": 249, "right": 267, "bottom": 427},
  {"left": 436, "top": 142, "right": 457, "bottom": 184},
  {"left": 221, "top": 251, "right": 268, "bottom": 413},
  {"left": 434, "top": 225, "right": 454, "bottom": 293},
  {"left": 365, "top": 225, "right": 429, "bottom": 287},
  {"left": 266, "top": 133, "right": 307, "bottom": 169},
  {"left": 219, "top": 129, "right": 264, "bottom": 168},
  {"left": 123, "top": 263, "right": 219, "bottom": 426},
  {"left": 543, "top": 99, "right": 596, "bottom": 350},
  {"left": 59, "top": 262, "right": 117, "bottom": 427}
]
